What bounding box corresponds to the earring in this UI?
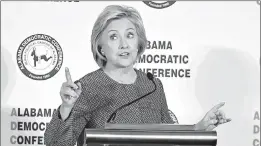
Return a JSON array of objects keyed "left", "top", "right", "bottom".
[{"left": 100, "top": 50, "right": 106, "bottom": 58}]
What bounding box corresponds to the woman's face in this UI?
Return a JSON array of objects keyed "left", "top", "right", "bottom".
[{"left": 99, "top": 18, "right": 139, "bottom": 69}]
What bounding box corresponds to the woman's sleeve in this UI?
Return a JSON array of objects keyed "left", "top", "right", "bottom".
[
  {"left": 157, "top": 79, "right": 175, "bottom": 124},
  {"left": 44, "top": 80, "right": 95, "bottom": 146},
  {"left": 44, "top": 105, "right": 91, "bottom": 146}
]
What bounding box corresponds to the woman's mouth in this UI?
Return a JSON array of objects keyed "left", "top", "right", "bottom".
[{"left": 119, "top": 52, "right": 130, "bottom": 56}]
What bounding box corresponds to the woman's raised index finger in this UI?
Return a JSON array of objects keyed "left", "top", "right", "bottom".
[
  {"left": 210, "top": 102, "right": 225, "bottom": 113},
  {"left": 65, "top": 67, "right": 73, "bottom": 83}
]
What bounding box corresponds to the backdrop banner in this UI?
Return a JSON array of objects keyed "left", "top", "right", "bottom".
[{"left": 1, "top": 1, "right": 260, "bottom": 146}]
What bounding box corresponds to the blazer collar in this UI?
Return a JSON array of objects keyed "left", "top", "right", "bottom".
[{"left": 96, "top": 68, "right": 155, "bottom": 98}]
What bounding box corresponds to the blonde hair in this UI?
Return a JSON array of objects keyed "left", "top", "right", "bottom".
[{"left": 91, "top": 5, "right": 147, "bottom": 68}]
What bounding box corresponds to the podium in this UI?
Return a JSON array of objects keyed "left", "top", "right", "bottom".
[{"left": 80, "top": 124, "right": 217, "bottom": 146}]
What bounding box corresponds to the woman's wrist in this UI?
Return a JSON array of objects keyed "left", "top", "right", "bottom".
[
  {"left": 59, "top": 103, "right": 74, "bottom": 121},
  {"left": 61, "top": 102, "right": 74, "bottom": 109},
  {"left": 193, "top": 123, "right": 198, "bottom": 131},
  {"left": 193, "top": 121, "right": 201, "bottom": 131}
]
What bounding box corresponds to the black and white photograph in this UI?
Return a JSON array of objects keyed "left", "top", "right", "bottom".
[{"left": 1, "top": 1, "right": 260, "bottom": 146}]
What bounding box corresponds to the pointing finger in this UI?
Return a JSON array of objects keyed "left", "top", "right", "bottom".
[
  {"left": 226, "top": 118, "right": 232, "bottom": 122},
  {"left": 65, "top": 67, "right": 73, "bottom": 83},
  {"left": 210, "top": 102, "right": 225, "bottom": 113},
  {"left": 219, "top": 118, "right": 232, "bottom": 124}
]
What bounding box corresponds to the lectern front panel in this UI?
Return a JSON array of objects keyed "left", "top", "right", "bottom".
[{"left": 85, "top": 129, "right": 217, "bottom": 146}]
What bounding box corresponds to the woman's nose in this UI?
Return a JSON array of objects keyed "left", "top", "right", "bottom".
[{"left": 119, "top": 37, "right": 129, "bottom": 49}]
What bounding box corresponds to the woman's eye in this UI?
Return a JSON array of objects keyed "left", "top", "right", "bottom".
[
  {"left": 110, "top": 34, "right": 117, "bottom": 40},
  {"left": 127, "top": 33, "right": 134, "bottom": 39}
]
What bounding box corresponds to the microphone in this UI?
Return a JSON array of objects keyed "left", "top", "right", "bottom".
[{"left": 107, "top": 72, "right": 157, "bottom": 123}]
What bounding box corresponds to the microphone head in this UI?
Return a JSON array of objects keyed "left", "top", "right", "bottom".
[{"left": 147, "top": 72, "right": 154, "bottom": 80}]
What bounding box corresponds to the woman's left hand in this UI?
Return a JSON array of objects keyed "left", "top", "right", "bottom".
[{"left": 194, "top": 102, "right": 231, "bottom": 131}]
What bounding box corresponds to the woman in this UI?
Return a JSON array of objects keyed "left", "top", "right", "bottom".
[{"left": 44, "top": 5, "right": 231, "bottom": 146}]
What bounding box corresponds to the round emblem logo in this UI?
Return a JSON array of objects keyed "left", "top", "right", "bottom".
[
  {"left": 143, "top": 1, "right": 176, "bottom": 9},
  {"left": 17, "top": 34, "right": 63, "bottom": 80}
]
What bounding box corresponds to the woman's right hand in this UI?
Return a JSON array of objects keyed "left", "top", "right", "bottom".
[{"left": 59, "top": 67, "right": 82, "bottom": 120}]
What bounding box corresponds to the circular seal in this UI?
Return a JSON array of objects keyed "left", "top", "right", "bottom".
[
  {"left": 17, "top": 34, "right": 63, "bottom": 80},
  {"left": 143, "top": 1, "right": 176, "bottom": 9}
]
